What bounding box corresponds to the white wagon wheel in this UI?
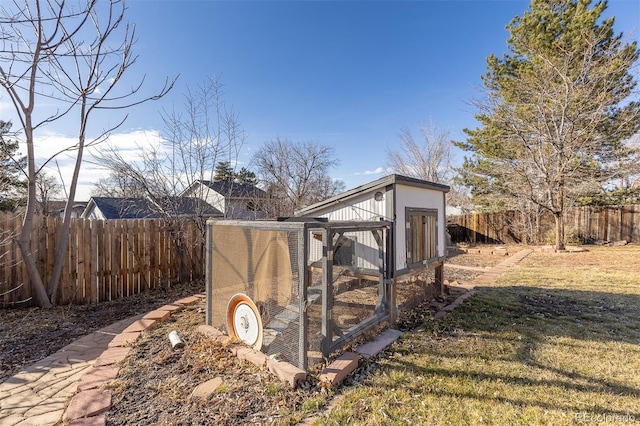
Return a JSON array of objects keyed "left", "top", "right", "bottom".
[{"left": 226, "top": 293, "right": 263, "bottom": 351}]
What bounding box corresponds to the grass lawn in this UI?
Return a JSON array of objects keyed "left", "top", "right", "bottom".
[{"left": 315, "top": 246, "right": 640, "bottom": 425}]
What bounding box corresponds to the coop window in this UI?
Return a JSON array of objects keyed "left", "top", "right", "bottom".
[{"left": 406, "top": 208, "right": 438, "bottom": 266}]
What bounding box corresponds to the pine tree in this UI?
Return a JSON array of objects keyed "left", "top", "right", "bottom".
[
  {"left": 213, "top": 161, "right": 235, "bottom": 182},
  {"left": 235, "top": 167, "right": 258, "bottom": 185},
  {"left": 0, "top": 121, "right": 27, "bottom": 211},
  {"left": 456, "top": 0, "right": 640, "bottom": 250}
]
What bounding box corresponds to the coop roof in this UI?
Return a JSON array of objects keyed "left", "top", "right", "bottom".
[{"left": 295, "top": 174, "right": 450, "bottom": 216}]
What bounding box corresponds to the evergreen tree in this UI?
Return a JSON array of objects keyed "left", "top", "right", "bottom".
[
  {"left": 213, "top": 161, "right": 235, "bottom": 182},
  {"left": 456, "top": 0, "right": 640, "bottom": 250},
  {"left": 235, "top": 167, "right": 258, "bottom": 185},
  {"left": 0, "top": 121, "right": 27, "bottom": 211}
]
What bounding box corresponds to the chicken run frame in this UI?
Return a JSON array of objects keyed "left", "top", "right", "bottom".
[{"left": 205, "top": 175, "right": 449, "bottom": 371}]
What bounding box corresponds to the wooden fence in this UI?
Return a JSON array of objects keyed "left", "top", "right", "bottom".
[
  {"left": 448, "top": 205, "right": 640, "bottom": 245},
  {"left": 0, "top": 213, "right": 205, "bottom": 307}
]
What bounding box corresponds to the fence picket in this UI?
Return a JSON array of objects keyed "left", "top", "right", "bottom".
[
  {"left": 67, "top": 217, "right": 78, "bottom": 304},
  {"left": 2, "top": 212, "right": 257, "bottom": 307}
]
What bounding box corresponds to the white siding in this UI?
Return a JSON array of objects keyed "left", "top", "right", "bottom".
[
  {"left": 183, "top": 183, "right": 226, "bottom": 215},
  {"left": 205, "top": 188, "right": 226, "bottom": 215},
  {"left": 307, "top": 228, "right": 384, "bottom": 271},
  {"left": 308, "top": 190, "right": 389, "bottom": 222},
  {"left": 394, "top": 184, "right": 446, "bottom": 271},
  {"left": 305, "top": 189, "right": 389, "bottom": 269},
  {"left": 88, "top": 206, "right": 106, "bottom": 220},
  {"left": 299, "top": 178, "right": 447, "bottom": 278}
]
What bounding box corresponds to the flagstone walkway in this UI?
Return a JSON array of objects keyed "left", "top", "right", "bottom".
[
  {"left": 0, "top": 294, "right": 204, "bottom": 426},
  {"left": 0, "top": 315, "right": 141, "bottom": 426}
]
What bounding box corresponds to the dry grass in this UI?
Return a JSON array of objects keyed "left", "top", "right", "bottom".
[{"left": 315, "top": 246, "right": 640, "bottom": 425}]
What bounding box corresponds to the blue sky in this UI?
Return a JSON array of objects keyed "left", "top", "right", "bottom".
[{"left": 10, "top": 0, "right": 640, "bottom": 199}]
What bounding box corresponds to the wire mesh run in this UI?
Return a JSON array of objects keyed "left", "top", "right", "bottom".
[{"left": 206, "top": 219, "right": 392, "bottom": 371}]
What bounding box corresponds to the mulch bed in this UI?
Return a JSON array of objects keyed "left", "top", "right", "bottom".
[{"left": 106, "top": 301, "right": 327, "bottom": 426}]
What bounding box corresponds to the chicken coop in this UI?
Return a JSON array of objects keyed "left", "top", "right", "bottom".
[
  {"left": 205, "top": 174, "right": 449, "bottom": 371},
  {"left": 205, "top": 218, "right": 392, "bottom": 371},
  {"left": 296, "top": 174, "right": 451, "bottom": 314}
]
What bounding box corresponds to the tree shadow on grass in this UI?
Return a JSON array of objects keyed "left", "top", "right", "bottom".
[
  {"left": 384, "top": 285, "right": 640, "bottom": 420},
  {"left": 462, "top": 285, "right": 640, "bottom": 345},
  {"left": 384, "top": 359, "right": 639, "bottom": 419}
]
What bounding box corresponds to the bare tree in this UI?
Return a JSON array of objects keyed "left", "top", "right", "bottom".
[
  {"left": 92, "top": 170, "right": 147, "bottom": 198},
  {"left": 35, "top": 171, "right": 62, "bottom": 215},
  {"left": 162, "top": 76, "right": 245, "bottom": 200},
  {"left": 252, "top": 138, "right": 345, "bottom": 217},
  {"left": 387, "top": 121, "right": 471, "bottom": 211},
  {"left": 387, "top": 121, "right": 453, "bottom": 183},
  {"left": 93, "top": 76, "right": 246, "bottom": 238},
  {"left": 93, "top": 141, "right": 170, "bottom": 200},
  {"left": 0, "top": 0, "right": 174, "bottom": 306}
]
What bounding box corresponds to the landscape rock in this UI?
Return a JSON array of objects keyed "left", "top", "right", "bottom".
[
  {"left": 196, "top": 324, "right": 227, "bottom": 342},
  {"left": 63, "top": 389, "right": 111, "bottom": 422},
  {"left": 320, "top": 352, "right": 359, "bottom": 385},
  {"left": 190, "top": 377, "right": 224, "bottom": 399},
  {"left": 266, "top": 359, "right": 307, "bottom": 387}
]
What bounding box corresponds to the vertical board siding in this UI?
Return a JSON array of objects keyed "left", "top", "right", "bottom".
[
  {"left": 0, "top": 213, "right": 205, "bottom": 307},
  {"left": 448, "top": 205, "right": 640, "bottom": 245}
]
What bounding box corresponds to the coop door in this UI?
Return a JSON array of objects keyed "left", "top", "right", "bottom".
[{"left": 406, "top": 207, "right": 438, "bottom": 266}]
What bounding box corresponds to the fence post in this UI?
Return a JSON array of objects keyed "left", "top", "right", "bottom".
[
  {"left": 91, "top": 220, "right": 100, "bottom": 304},
  {"left": 472, "top": 212, "right": 477, "bottom": 244}
]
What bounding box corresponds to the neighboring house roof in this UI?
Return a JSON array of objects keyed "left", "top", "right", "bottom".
[
  {"left": 37, "top": 200, "right": 88, "bottom": 216},
  {"left": 81, "top": 196, "right": 223, "bottom": 219},
  {"left": 193, "top": 180, "right": 268, "bottom": 199},
  {"left": 295, "top": 174, "right": 450, "bottom": 216}
]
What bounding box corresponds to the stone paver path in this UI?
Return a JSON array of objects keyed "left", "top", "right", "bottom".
[
  {"left": 0, "top": 315, "right": 142, "bottom": 426},
  {"left": 437, "top": 248, "right": 533, "bottom": 320},
  {"left": 445, "top": 248, "right": 533, "bottom": 288}
]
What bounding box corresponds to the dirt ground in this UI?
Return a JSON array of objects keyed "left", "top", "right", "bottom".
[
  {"left": 0, "top": 280, "right": 205, "bottom": 383},
  {"left": 3, "top": 244, "right": 634, "bottom": 424}
]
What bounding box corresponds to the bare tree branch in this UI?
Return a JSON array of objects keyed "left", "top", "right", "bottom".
[
  {"left": 252, "top": 138, "right": 344, "bottom": 217},
  {"left": 0, "top": 0, "right": 175, "bottom": 306}
]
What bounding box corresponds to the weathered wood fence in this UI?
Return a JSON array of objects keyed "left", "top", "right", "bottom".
[
  {"left": 448, "top": 205, "right": 640, "bottom": 245},
  {"left": 0, "top": 213, "right": 205, "bottom": 307}
]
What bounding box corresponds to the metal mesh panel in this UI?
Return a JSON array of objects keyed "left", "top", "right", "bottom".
[
  {"left": 306, "top": 229, "right": 325, "bottom": 363},
  {"left": 207, "top": 220, "right": 392, "bottom": 371},
  {"left": 395, "top": 268, "right": 437, "bottom": 311},
  {"left": 329, "top": 230, "right": 385, "bottom": 346},
  {"left": 305, "top": 227, "right": 388, "bottom": 359},
  {"left": 210, "top": 223, "right": 302, "bottom": 367}
]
